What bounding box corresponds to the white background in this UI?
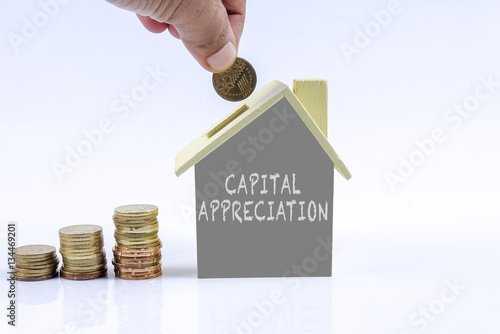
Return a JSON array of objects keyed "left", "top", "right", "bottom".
[{"left": 1, "top": 0, "right": 499, "bottom": 333}]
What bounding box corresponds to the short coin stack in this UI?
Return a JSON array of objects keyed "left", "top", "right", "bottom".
[
  {"left": 112, "top": 204, "right": 162, "bottom": 280},
  {"left": 59, "top": 224, "right": 107, "bottom": 280},
  {"left": 14, "top": 244, "right": 59, "bottom": 281}
]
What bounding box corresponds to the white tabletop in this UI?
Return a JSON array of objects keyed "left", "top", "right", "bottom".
[{"left": 1, "top": 0, "right": 499, "bottom": 333}]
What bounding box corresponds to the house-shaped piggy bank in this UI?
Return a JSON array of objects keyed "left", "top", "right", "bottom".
[{"left": 175, "top": 79, "right": 351, "bottom": 278}]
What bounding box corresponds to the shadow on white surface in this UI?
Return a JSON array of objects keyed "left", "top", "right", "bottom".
[
  {"left": 17, "top": 277, "right": 61, "bottom": 305},
  {"left": 198, "top": 277, "right": 332, "bottom": 334},
  {"left": 114, "top": 277, "right": 163, "bottom": 334},
  {"left": 61, "top": 277, "right": 109, "bottom": 328}
]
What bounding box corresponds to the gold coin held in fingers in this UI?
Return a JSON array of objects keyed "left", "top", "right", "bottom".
[{"left": 212, "top": 57, "right": 257, "bottom": 102}]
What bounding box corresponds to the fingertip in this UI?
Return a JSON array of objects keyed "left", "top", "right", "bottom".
[
  {"left": 136, "top": 14, "right": 169, "bottom": 33},
  {"left": 206, "top": 41, "right": 237, "bottom": 73},
  {"left": 168, "top": 25, "right": 180, "bottom": 39}
]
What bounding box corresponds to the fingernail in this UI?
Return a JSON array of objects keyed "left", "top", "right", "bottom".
[{"left": 207, "top": 41, "right": 236, "bottom": 72}]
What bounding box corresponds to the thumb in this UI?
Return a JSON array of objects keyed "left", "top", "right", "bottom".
[
  {"left": 170, "top": 1, "right": 238, "bottom": 73},
  {"left": 106, "top": 0, "right": 240, "bottom": 73}
]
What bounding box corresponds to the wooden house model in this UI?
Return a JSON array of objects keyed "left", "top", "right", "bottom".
[{"left": 175, "top": 79, "right": 351, "bottom": 278}]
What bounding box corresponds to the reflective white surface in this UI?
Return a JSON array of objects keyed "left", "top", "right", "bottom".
[{"left": 1, "top": 0, "right": 500, "bottom": 333}]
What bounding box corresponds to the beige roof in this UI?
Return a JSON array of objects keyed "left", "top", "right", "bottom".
[{"left": 174, "top": 80, "right": 351, "bottom": 180}]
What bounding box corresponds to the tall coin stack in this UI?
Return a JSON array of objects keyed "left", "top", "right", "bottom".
[
  {"left": 112, "top": 204, "right": 162, "bottom": 280},
  {"left": 15, "top": 245, "right": 59, "bottom": 281},
  {"left": 59, "top": 224, "right": 107, "bottom": 280}
]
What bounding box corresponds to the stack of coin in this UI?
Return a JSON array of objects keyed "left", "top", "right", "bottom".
[
  {"left": 112, "top": 204, "right": 162, "bottom": 280},
  {"left": 59, "top": 224, "right": 107, "bottom": 280},
  {"left": 14, "top": 244, "right": 59, "bottom": 281}
]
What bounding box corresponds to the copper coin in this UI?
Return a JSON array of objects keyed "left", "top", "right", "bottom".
[
  {"left": 113, "top": 253, "right": 161, "bottom": 262},
  {"left": 114, "top": 262, "right": 161, "bottom": 273},
  {"left": 212, "top": 57, "right": 257, "bottom": 102},
  {"left": 113, "top": 253, "right": 162, "bottom": 264},
  {"left": 112, "top": 259, "right": 161, "bottom": 269},
  {"left": 115, "top": 270, "right": 162, "bottom": 280},
  {"left": 113, "top": 245, "right": 162, "bottom": 257},
  {"left": 113, "top": 243, "right": 162, "bottom": 252}
]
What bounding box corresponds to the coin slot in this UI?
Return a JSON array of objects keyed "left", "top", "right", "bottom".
[{"left": 207, "top": 104, "right": 249, "bottom": 138}]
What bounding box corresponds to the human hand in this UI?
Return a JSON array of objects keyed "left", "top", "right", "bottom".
[{"left": 106, "top": 0, "right": 246, "bottom": 73}]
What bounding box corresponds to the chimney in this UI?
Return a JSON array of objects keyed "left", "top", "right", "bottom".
[{"left": 293, "top": 79, "right": 328, "bottom": 138}]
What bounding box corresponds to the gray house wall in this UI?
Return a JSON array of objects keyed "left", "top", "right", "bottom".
[{"left": 195, "top": 97, "right": 334, "bottom": 278}]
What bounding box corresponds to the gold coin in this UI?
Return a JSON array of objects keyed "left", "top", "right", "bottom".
[
  {"left": 62, "top": 261, "right": 107, "bottom": 269},
  {"left": 15, "top": 267, "right": 58, "bottom": 276},
  {"left": 15, "top": 269, "right": 57, "bottom": 278},
  {"left": 62, "top": 255, "right": 106, "bottom": 263},
  {"left": 116, "top": 241, "right": 161, "bottom": 250},
  {"left": 212, "top": 57, "right": 257, "bottom": 102},
  {"left": 62, "top": 265, "right": 107, "bottom": 274},
  {"left": 113, "top": 214, "right": 158, "bottom": 221},
  {"left": 15, "top": 255, "right": 59, "bottom": 265},
  {"left": 60, "top": 243, "right": 104, "bottom": 252},
  {"left": 61, "top": 250, "right": 105, "bottom": 260},
  {"left": 59, "top": 224, "right": 102, "bottom": 237},
  {"left": 59, "top": 233, "right": 102, "bottom": 239},
  {"left": 59, "top": 238, "right": 104, "bottom": 245},
  {"left": 62, "top": 256, "right": 106, "bottom": 266},
  {"left": 16, "top": 272, "right": 59, "bottom": 282},
  {"left": 113, "top": 251, "right": 161, "bottom": 262},
  {"left": 114, "top": 223, "right": 159, "bottom": 233},
  {"left": 15, "top": 265, "right": 57, "bottom": 273},
  {"left": 59, "top": 247, "right": 103, "bottom": 255},
  {"left": 113, "top": 220, "right": 158, "bottom": 228},
  {"left": 15, "top": 261, "right": 59, "bottom": 271},
  {"left": 115, "top": 235, "right": 159, "bottom": 243},
  {"left": 114, "top": 230, "right": 158, "bottom": 240},
  {"left": 114, "top": 204, "right": 158, "bottom": 217},
  {"left": 59, "top": 237, "right": 103, "bottom": 245},
  {"left": 116, "top": 239, "right": 160, "bottom": 247},
  {"left": 113, "top": 215, "right": 158, "bottom": 222},
  {"left": 15, "top": 244, "right": 56, "bottom": 257}
]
